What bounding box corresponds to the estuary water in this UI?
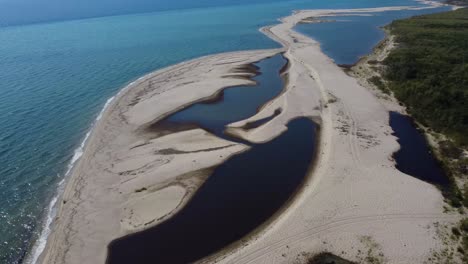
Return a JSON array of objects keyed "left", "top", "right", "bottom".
[{"left": 0, "top": 0, "right": 445, "bottom": 263}]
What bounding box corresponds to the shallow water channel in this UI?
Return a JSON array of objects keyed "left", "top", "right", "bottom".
[{"left": 164, "top": 53, "right": 287, "bottom": 139}]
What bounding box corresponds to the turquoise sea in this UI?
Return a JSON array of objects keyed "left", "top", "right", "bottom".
[{"left": 0, "top": 0, "right": 448, "bottom": 263}]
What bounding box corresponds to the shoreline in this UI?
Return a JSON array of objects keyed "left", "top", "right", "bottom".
[
  {"left": 348, "top": 28, "right": 405, "bottom": 113},
  {"left": 33, "top": 4, "right": 461, "bottom": 264},
  {"left": 24, "top": 68, "right": 161, "bottom": 264},
  {"left": 24, "top": 94, "right": 117, "bottom": 264},
  {"left": 34, "top": 48, "right": 282, "bottom": 264}
]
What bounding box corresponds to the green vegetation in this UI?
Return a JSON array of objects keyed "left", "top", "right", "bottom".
[
  {"left": 384, "top": 8, "right": 468, "bottom": 207},
  {"left": 456, "top": 218, "right": 468, "bottom": 262},
  {"left": 368, "top": 76, "right": 390, "bottom": 94},
  {"left": 461, "top": 218, "right": 468, "bottom": 232},
  {"left": 306, "top": 253, "right": 356, "bottom": 264},
  {"left": 428, "top": 220, "right": 468, "bottom": 263},
  {"left": 385, "top": 8, "right": 468, "bottom": 145},
  {"left": 357, "top": 236, "right": 386, "bottom": 264},
  {"left": 464, "top": 182, "right": 468, "bottom": 206},
  {"left": 446, "top": 0, "right": 468, "bottom": 6}
]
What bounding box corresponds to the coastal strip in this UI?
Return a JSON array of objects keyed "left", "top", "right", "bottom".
[{"left": 36, "top": 5, "right": 460, "bottom": 264}]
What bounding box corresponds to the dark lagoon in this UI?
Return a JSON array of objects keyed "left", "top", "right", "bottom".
[
  {"left": 389, "top": 112, "right": 448, "bottom": 186},
  {"left": 107, "top": 54, "right": 318, "bottom": 263}
]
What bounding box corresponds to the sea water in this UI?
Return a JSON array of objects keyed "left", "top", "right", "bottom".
[{"left": 0, "top": 0, "right": 444, "bottom": 263}]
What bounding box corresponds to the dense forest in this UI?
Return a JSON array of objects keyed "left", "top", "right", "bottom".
[
  {"left": 446, "top": 0, "right": 468, "bottom": 6},
  {"left": 384, "top": 8, "right": 468, "bottom": 145}
]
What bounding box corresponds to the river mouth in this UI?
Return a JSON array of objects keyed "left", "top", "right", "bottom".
[
  {"left": 106, "top": 54, "right": 318, "bottom": 263},
  {"left": 389, "top": 111, "right": 449, "bottom": 186}
]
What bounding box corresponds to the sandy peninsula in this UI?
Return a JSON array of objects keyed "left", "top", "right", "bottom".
[
  {"left": 36, "top": 5, "right": 461, "bottom": 264},
  {"left": 35, "top": 48, "right": 282, "bottom": 264}
]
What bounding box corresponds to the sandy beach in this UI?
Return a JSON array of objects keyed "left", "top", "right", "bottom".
[{"left": 37, "top": 5, "right": 461, "bottom": 264}]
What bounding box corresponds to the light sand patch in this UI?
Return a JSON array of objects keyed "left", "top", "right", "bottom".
[{"left": 121, "top": 185, "right": 186, "bottom": 233}]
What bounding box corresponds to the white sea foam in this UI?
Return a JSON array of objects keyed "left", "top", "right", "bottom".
[
  {"left": 24, "top": 95, "right": 116, "bottom": 264},
  {"left": 24, "top": 196, "right": 57, "bottom": 264},
  {"left": 96, "top": 96, "right": 115, "bottom": 121},
  {"left": 24, "top": 63, "right": 153, "bottom": 264}
]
